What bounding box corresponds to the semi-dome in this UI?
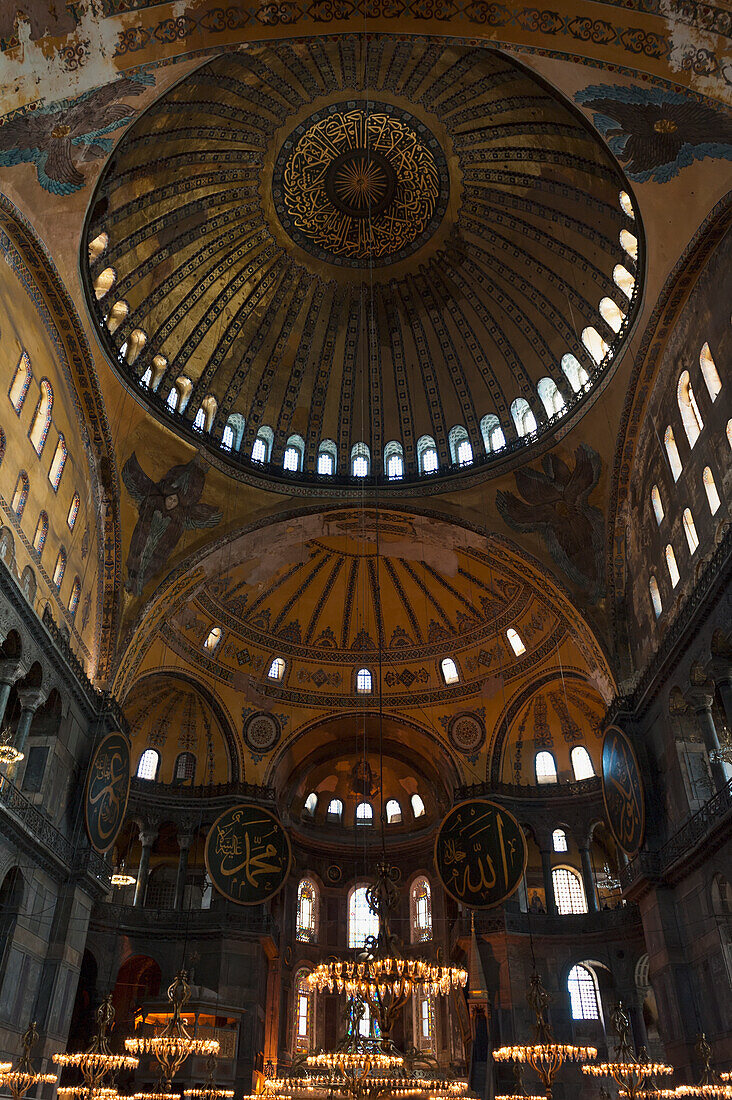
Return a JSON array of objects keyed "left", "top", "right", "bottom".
[{"left": 84, "top": 34, "right": 642, "bottom": 488}]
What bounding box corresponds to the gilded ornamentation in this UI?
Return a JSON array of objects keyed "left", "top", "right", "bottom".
[{"left": 274, "top": 103, "right": 448, "bottom": 266}]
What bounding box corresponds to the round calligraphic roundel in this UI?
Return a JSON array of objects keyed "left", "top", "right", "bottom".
[
  {"left": 601, "top": 725, "right": 646, "bottom": 857},
  {"left": 273, "top": 102, "right": 449, "bottom": 267},
  {"left": 204, "top": 804, "right": 292, "bottom": 906},
  {"left": 243, "top": 713, "right": 280, "bottom": 754},
  {"left": 448, "top": 713, "right": 486, "bottom": 755},
  {"left": 84, "top": 732, "right": 131, "bottom": 854},
  {"left": 434, "top": 799, "right": 527, "bottom": 909}
]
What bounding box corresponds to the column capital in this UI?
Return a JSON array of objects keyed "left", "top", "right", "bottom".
[
  {"left": 178, "top": 832, "right": 194, "bottom": 851},
  {"left": 0, "top": 657, "right": 26, "bottom": 685},
  {"left": 139, "top": 828, "right": 158, "bottom": 847},
  {"left": 16, "top": 687, "right": 46, "bottom": 712},
  {"left": 685, "top": 684, "right": 715, "bottom": 712},
  {"left": 708, "top": 657, "right": 732, "bottom": 687}
]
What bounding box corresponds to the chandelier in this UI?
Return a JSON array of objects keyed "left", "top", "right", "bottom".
[
  {"left": 0, "top": 1022, "right": 56, "bottom": 1099},
  {"left": 0, "top": 723, "right": 23, "bottom": 764},
  {"left": 582, "top": 1004, "right": 673, "bottom": 1099},
  {"left": 54, "top": 996, "right": 138, "bottom": 1089},
  {"left": 307, "top": 862, "right": 466, "bottom": 1048},
  {"left": 110, "top": 863, "right": 136, "bottom": 888},
  {"left": 125, "top": 969, "right": 219, "bottom": 1087},
  {"left": 671, "top": 1034, "right": 732, "bottom": 1098},
  {"left": 494, "top": 972, "right": 596, "bottom": 1099},
  {"left": 183, "top": 1051, "right": 234, "bottom": 1100}
]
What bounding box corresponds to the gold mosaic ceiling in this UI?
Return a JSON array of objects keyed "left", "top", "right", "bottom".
[{"left": 86, "top": 35, "right": 641, "bottom": 485}]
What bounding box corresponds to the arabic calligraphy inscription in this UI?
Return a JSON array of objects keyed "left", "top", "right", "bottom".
[
  {"left": 434, "top": 799, "right": 527, "bottom": 909},
  {"left": 84, "top": 732, "right": 131, "bottom": 854},
  {"left": 601, "top": 726, "right": 645, "bottom": 857},
  {"left": 204, "top": 804, "right": 292, "bottom": 906}
]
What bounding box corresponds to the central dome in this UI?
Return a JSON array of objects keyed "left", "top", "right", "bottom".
[
  {"left": 273, "top": 103, "right": 448, "bottom": 266},
  {"left": 84, "top": 35, "right": 642, "bottom": 489}
]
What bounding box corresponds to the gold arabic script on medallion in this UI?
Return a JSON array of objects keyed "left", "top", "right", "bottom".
[{"left": 280, "top": 109, "right": 441, "bottom": 262}]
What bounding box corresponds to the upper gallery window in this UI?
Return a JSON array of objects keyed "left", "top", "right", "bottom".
[
  {"left": 327, "top": 798, "right": 343, "bottom": 821},
  {"left": 651, "top": 485, "right": 664, "bottom": 525},
  {"left": 32, "top": 512, "right": 48, "bottom": 555},
  {"left": 386, "top": 799, "right": 402, "bottom": 824},
  {"left": 506, "top": 628, "right": 525, "bottom": 656},
  {"left": 12, "top": 472, "right": 29, "bottom": 517},
  {"left": 553, "top": 867, "right": 588, "bottom": 915},
  {"left": 355, "top": 802, "right": 373, "bottom": 825},
  {"left": 537, "top": 377, "right": 565, "bottom": 418},
  {"left": 664, "top": 426, "right": 682, "bottom": 482},
  {"left": 204, "top": 626, "right": 222, "bottom": 651},
  {"left": 677, "top": 370, "right": 704, "bottom": 448},
  {"left": 284, "top": 434, "right": 305, "bottom": 472},
  {"left": 441, "top": 658, "right": 459, "bottom": 684},
  {"left": 480, "top": 414, "right": 506, "bottom": 454},
  {"left": 649, "top": 576, "right": 662, "bottom": 619},
  {"left": 384, "top": 441, "right": 404, "bottom": 480},
  {"left": 356, "top": 668, "right": 372, "bottom": 694},
  {"left": 297, "top": 878, "right": 318, "bottom": 943},
  {"left": 411, "top": 794, "right": 426, "bottom": 818},
  {"left": 303, "top": 792, "right": 317, "bottom": 816},
  {"left": 570, "top": 746, "right": 594, "bottom": 781},
  {"left": 511, "top": 398, "right": 537, "bottom": 438},
  {"left": 535, "top": 751, "right": 558, "bottom": 785},
  {"left": 9, "top": 353, "right": 32, "bottom": 413},
  {"left": 703, "top": 467, "right": 721, "bottom": 515},
  {"left": 29, "top": 380, "right": 53, "bottom": 455},
  {"left": 699, "top": 343, "right": 721, "bottom": 402},
  {"left": 268, "top": 656, "right": 286, "bottom": 681},
  {"left": 53, "top": 547, "right": 67, "bottom": 588},
  {"left": 348, "top": 885, "right": 379, "bottom": 948},
  {"left": 174, "top": 751, "right": 196, "bottom": 784},
  {"left": 411, "top": 877, "right": 432, "bottom": 943},
  {"left": 561, "top": 354, "right": 589, "bottom": 393},
  {"left": 351, "top": 442, "right": 370, "bottom": 478},
  {"left": 48, "top": 437, "right": 68, "bottom": 491},
  {"left": 568, "top": 963, "right": 600, "bottom": 1019},
  {"left": 318, "top": 441, "right": 337, "bottom": 475},
  {"left": 137, "top": 748, "right": 160, "bottom": 781},
  {"left": 67, "top": 493, "right": 80, "bottom": 530},
  {"left": 665, "top": 544, "right": 680, "bottom": 588},
  {"left": 552, "top": 828, "right": 568, "bottom": 853},
  {"left": 682, "top": 508, "right": 699, "bottom": 555},
  {"left": 418, "top": 435, "right": 439, "bottom": 474}
]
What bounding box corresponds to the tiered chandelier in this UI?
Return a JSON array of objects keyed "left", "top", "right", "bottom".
[
  {"left": 125, "top": 969, "right": 219, "bottom": 1089},
  {"left": 494, "top": 971, "right": 597, "bottom": 1099},
  {"left": 0, "top": 1022, "right": 55, "bottom": 1099},
  {"left": 183, "top": 1051, "right": 235, "bottom": 1100},
  {"left": 581, "top": 1003, "right": 673, "bottom": 1098},
  {"left": 307, "top": 861, "right": 466, "bottom": 1049},
  {"left": 54, "top": 996, "right": 138, "bottom": 1096},
  {"left": 671, "top": 1034, "right": 732, "bottom": 1098}
]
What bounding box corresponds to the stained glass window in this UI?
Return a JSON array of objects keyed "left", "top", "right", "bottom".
[
  {"left": 349, "top": 886, "right": 379, "bottom": 948},
  {"left": 9, "top": 353, "right": 32, "bottom": 413},
  {"left": 33, "top": 512, "right": 48, "bottom": 555},
  {"left": 67, "top": 493, "right": 80, "bottom": 530},
  {"left": 411, "top": 877, "right": 432, "bottom": 943},
  {"left": 297, "top": 878, "right": 318, "bottom": 943},
  {"left": 48, "top": 436, "right": 67, "bottom": 491},
  {"left": 68, "top": 577, "right": 81, "bottom": 618},
  {"left": 29, "top": 380, "right": 53, "bottom": 455}
]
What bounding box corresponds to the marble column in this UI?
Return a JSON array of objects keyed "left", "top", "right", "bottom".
[
  {"left": 686, "top": 685, "right": 729, "bottom": 792},
  {"left": 539, "top": 848, "right": 557, "bottom": 915},
  {"left": 0, "top": 659, "right": 23, "bottom": 729},
  {"left": 14, "top": 687, "right": 45, "bottom": 753},
  {"left": 579, "top": 845, "right": 599, "bottom": 913},
  {"left": 174, "top": 832, "right": 193, "bottom": 911},
  {"left": 133, "top": 828, "right": 157, "bottom": 908}
]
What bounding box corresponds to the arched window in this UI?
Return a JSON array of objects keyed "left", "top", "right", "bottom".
[
  {"left": 411, "top": 794, "right": 426, "bottom": 818},
  {"left": 571, "top": 746, "right": 595, "bottom": 781},
  {"left": 193, "top": 407, "right": 206, "bottom": 431},
  {"left": 32, "top": 512, "right": 48, "bottom": 555},
  {"left": 317, "top": 440, "right": 337, "bottom": 475},
  {"left": 535, "top": 751, "right": 558, "bottom": 785},
  {"left": 480, "top": 414, "right": 506, "bottom": 454},
  {"left": 537, "top": 378, "right": 565, "bottom": 418},
  {"left": 351, "top": 442, "right": 370, "bottom": 478},
  {"left": 449, "top": 425, "right": 473, "bottom": 466},
  {"left": 665, "top": 544, "right": 680, "bottom": 588},
  {"left": 582, "top": 326, "right": 609, "bottom": 365},
  {"left": 417, "top": 435, "right": 439, "bottom": 474},
  {"left": 415, "top": 991, "right": 434, "bottom": 1050},
  {"left": 222, "top": 413, "right": 245, "bottom": 453},
  {"left": 561, "top": 353, "right": 589, "bottom": 394},
  {"left": 68, "top": 577, "right": 81, "bottom": 618},
  {"left": 48, "top": 436, "right": 67, "bottom": 490},
  {"left": 703, "top": 467, "right": 721, "bottom": 515},
  {"left": 682, "top": 508, "right": 699, "bottom": 554},
  {"left": 136, "top": 748, "right": 159, "bottom": 781},
  {"left": 649, "top": 576, "right": 662, "bottom": 619},
  {"left": 268, "top": 656, "right": 286, "bottom": 681},
  {"left": 568, "top": 964, "right": 600, "bottom": 1019},
  {"left": 88, "top": 231, "right": 109, "bottom": 262},
  {"left": 252, "top": 426, "right": 274, "bottom": 464},
  {"left": 105, "top": 300, "right": 128, "bottom": 335},
  {"left": 349, "top": 885, "right": 379, "bottom": 948},
  {"left": 441, "top": 657, "right": 459, "bottom": 684},
  {"left": 21, "top": 567, "right": 35, "bottom": 604},
  {"left": 284, "top": 434, "right": 305, "bottom": 472},
  {"left": 9, "top": 353, "right": 32, "bottom": 413},
  {"left": 613, "top": 264, "right": 635, "bottom": 299},
  {"left": 172, "top": 751, "right": 195, "bottom": 785},
  {"left": 619, "top": 190, "right": 635, "bottom": 218},
  {"left": 293, "top": 969, "right": 315, "bottom": 1053},
  {"left": 651, "top": 485, "right": 664, "bottom": 525},
  {"left": 411, "top": 877, "right": 432, "bottom": 943},
  {"left": 552, "top": 867, "right": 588, "bottom": 914},
  {"left": 356, "top": 802, "right": 373, "bottom": 825},
  {"left": 699, "top": 343, "right": 721, "bottom": 402},
  {"left": 664, "top": 426, "right": 682, "bottom": 482},
  {"left": 553, "top": 828, "right": 568, "bottom": 853},
  {"left": 677, "top": 371, "right": 704, "bottom": 447},
  {"left": 304, "top": 792, "right": 318, "bottom": 816},
  {"left": 12, "top": 472, "right": 29, "bottom": 517},
  {"left": 327, "top": 798, "right": 343, "bottom": 822},
  {"left": 53, "top": 548, "right": 66, "bottom": 588},
  {"left": 29, "top": 380, "right": 53, "bottom": 455},
  {"left": 506, "top": 628, "right": 525, "bottom": 656},
  {"left": 0, "top": 528, "right": 15, "bottom": 567},
  {"left": 166, "top": 387, "right": 179, "bottom": 413},
  {"left": 386, "top": 799, "right": 402, "bottom": 824},
  {"left": 204, "top": 626, "right": 222, "bottom": 651},
  {"left": 620, "top": 229, "right": 638, "bottom": 262},
  {"left": 356, "top": 668, "right": 372, "bottom": 694},
  {"left": 384, "top": 441, "right": 404, "bottom": 480},
  {"left": 67, "top": 493, "right": 80, "bottom": 530},
  {"left": 93, "top": 266, "right": 116, "bottom": 300},
  {"left": 511, "top": 398, "right": 537, "bottom": 437},
  {"left": 599, "top": 297, "right": 625, "bottom": 334}
]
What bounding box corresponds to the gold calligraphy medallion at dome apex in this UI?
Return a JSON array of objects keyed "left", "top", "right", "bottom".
[{"left": 275, "top": 105, "right": 447, "bottom": 266}]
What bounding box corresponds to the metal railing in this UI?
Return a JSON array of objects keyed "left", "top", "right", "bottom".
[
  {"left": 93, "top": 902, "right": 278, "bottom": 937},
  {"left": 453, "top": 904, "right": 640, "bottom": 941},
  {"left": 455, "top": 776, "right": 601, "bottom": 802},
  {"left": 620, "top": 778, "right": 732, "bottom": 889},
  {"left": 129, "top": 777, "right": 276, "bottom": 804}
]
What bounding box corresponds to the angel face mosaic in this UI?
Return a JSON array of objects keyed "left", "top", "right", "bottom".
[{"left": 273, "top": 103, "right": 449, "bottom": 267}]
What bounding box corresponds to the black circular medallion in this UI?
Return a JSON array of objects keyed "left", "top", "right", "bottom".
[
  {"left": 205, "top": 804, "right": 292, "bottom": 906},
  {"left": 84, "top": 732, "right": 131, "bottom": 854},
  {"left": 602, "top": 725, "right": 645, "bottom": 857},
  {"left": 434, "top": 799, "right": 527, "bottom": 909}
]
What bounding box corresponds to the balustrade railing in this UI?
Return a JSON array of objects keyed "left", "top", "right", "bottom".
[
  {"left": 455, "top": 776, "right": 601, "bottom": 801},
  {"left": 94, "top": 902, "right": 278, "bottom": 937},
  {"left": 129, "top": 777, "right": 276, "bottom": 803}
]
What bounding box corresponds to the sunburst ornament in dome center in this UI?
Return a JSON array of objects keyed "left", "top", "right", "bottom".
[{"left": 273, "top": 103, "right": 449, "bottom": 267}]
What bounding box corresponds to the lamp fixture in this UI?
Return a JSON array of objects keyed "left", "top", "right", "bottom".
[
  {"left": 0, "top": 1022, "right": 56, "bottom": 1099},
  {"left": 582, "top": 1004, "right": 673, "bottom": 1099},
  {"left": 54, "top": 997, "right": 137, "bottom": 1088}
]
